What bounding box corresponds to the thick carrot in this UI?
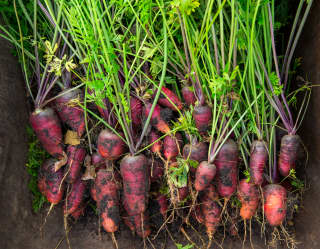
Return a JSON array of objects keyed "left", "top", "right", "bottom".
[
  {"left": 123, "top": 212, "right": 151, "bottom": 238},
  {"left": 201, "top": 194, "right": 221, "bottom": 239},
  {"left": 64, "top": 178, "right": 87, "bottom": 215},
  {"left": 64, "top": 145, "right": 86, "bottom": 183},
  {"left": 202, "top": 183, "right": 219, "bottom": 201},
  {"left": 30, "top": 108, "right": 64, "bottom": 159},
  {"left": 157, "top": 87, "right": 183, "bottom": 111},
  {"left": 95, "top": 169, "right": 120, "bottom": 233},
  {"left": 215, "top": 139, "right": 238, "bottom": 198},
  {"left": 264, "top": 184, "right": 287, "bottom": 226},
  {"left": 237, "top": 179, "right": 259, "bottom": 220},
  {"left": 55, "top": 88, "right": 85, "bottom": 137},
  {"left": 149, "top": 130, "right": 162, "bottom": 154},
  {"left": 249, "top": 140, "right": 268, "bottom": 185},
  {"left": 39, "top": 158, "right": 65, "bottom": 204},
  {"left": 144, "top": 103, "right": 170, "bottom": 134},
  {"left": 130, "top": 97, "right": 143, "bottom": 128},
  {"left": 194, "top": 161, "right": 216, "bottom": 191},
  {"left": 193, "top": 105, "right": 212, "bottom": 134},
  {"left": 163, "top": 132, "right": 183, "bottom": 161},
  {"left": 69, "top": 203, "right": 86, "bottom": 220},
  {"left": 183, "top": 142, "right": 208, "bottom": 174},
  {"left": 120, "top": 154, "right": 150, "bottom": 215},
  {"left": 97, "top": 129, "right": 126, "bottom": 160},
  {"left": 182, "top": 86, "right": 196, "bottom": 106},
  {"left": 278, "top": 135, "right": 300, "bottom": 177}
]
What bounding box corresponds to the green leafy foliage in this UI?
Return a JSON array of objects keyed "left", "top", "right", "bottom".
[
  {"left": 243, "top": 169, "right": 251, "bottom": 182},
  {"left": 25, "top": 126, "right": 49, "bottom": 212},
  {"left": 176, "top": 243, "right": 194, "bottom": 249}
]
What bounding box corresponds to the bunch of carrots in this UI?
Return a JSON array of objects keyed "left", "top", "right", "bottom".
[{"left": 0, "top": 0, "right": 313, "bottom": 248}]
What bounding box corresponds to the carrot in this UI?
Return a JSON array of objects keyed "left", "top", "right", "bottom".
[
  {"left": 55, "top": 88, "right": 85, "bottom": 137},
  {"left": 182, "top": 86, "right": 196, "bottom": 106},
  {"left": 120, "top": 154, "right": 150, "bottom": 215},
  {"left": 91, "top": 152, "right": 106, "bottom": 172},
  {"left": 69, "top": 203, "right": 86, "bottom": 220},
  {"left": 183, "top": 142, "right": 208, "bottom": 174},
  {"left": 135, "top": 212, "right": 151, "bottom": 238},
  {"left": 263, "top": 184, "right": 287, "bottom": 226},
  {"left": 237, "top": 179, "right": 259, "bottom": 220},
  {"left": 64, "top": 178, "right": 87, "bottom": 215},
  {"left": 156, "top": 194, "right": 168, "bottom": 219},
  {"left": 201, "top": 194, "right": 221, "bottom": 239},
  {"left": 193, "top": 105, "right": 212, "bottom": 134},
  {"left": 95, "top": 169, "right": 120, "bottom": 233},
  {"left": 64, "top": 145, "right": 86, "bottom": 183},
  {"left": 202, "top": 183, "right": 219, "bottom": 201},
  {"left": 90, "top": 182, "right": 97, "bottom": 202},
  {"left": 97, "top": 129, "right": 126, "bottom": 160},
  {"left": 30, "top": 108, "right": 64, "bottom": 159},
  {"left": 150, "top": 159, "right": 164, "bottom": 183},
  {"left": 163, "top": 132, "right": 182, "bottom": 161},
  {"left": 215, "top": 139, "right": 238, "bottom": 198},
  {"left": 278, "top": 134, "right": 300, "bottom": 177},
  {"left": 149, "top": 130, "right": 162, "bottom": 154},
  {"left": 39, "top": 158, "right": 65, "bottom": 204},
  {"left": 130, "top": 97, "right": 143, "bottom": 128},
  {"left": 194, "top": 161, "right": 216, "bottom": 191},
  {"left": 144, "top": 103, "right": 170, "bottom": 134},
  {"left": 249, "top": 140, "right": 268, "bottom": 185},
  {"left": 157, "top": 86, "right": 183, "bottom": 111},
  {"left": 124, "top": 212, "right": 151, "bottom": 238}
]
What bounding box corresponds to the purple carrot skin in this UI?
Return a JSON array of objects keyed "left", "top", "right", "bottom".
[
  {"left": 149, "top": 130, "right": 162, "bottom": 154},
  {"left": 150, "top": 160, "right": 164, "bottom": 183},
  {"left": 278, "top": 135, "right": 300, "bottom": 177},
  {"left": 215, "top": 139, "right": 238, "bottom": 198},
  {"left": 130, "top": 97, "right": 143, "bottom": 128},
  {"left": 193, "top": 105, "right": 212, "bottom": 134},
  {"left": 264, "top": 184, "right": 287, "bottom": 226},
  {"left": 195, "top": 161, "right": 216, "bottom": 191},
  {"left": 183, "top": 142, "right": 208, "bottom": 174},
  {"left": 39, "top": 158, "right": 65, "bottom": 204},
  {"left": 202, "top": 183, "right": 219, "bottom": 201},
  {"left": 144, "top": 103, "right": 170, "bottom": 134},
  {"left": 157, "top": 86, "right": 183, "bottom": 111},
  {"left": 70, "top": 204, "right": 86, "bottom": 220},
  {"left": 163, "top": 132, "right": 183, "bottom": 161},
  {"left": 64, "top": 178, "right": 87, "bottom": 215},
  {"left": 55, "top": 88, "right": 85, "bottom": 137},
  {"left": 90, "top": 182, "right": 97, "bottom": 202},
  {"left": 249, "top": 140, "right": 268, "bottom": 185},
  {"left": 64, "top": 145, "right": 86, "bottom": 183},
  {"left": 91, "top": 152, "right": 104, "bottom": 166},
  {"left": 182, "top": 86, "right": 197, "bottom": 106},
  {"left": 124, "top": 212, "right": 151, "bottom": 238},
  {"left": 156, "top": 194, "right": 168, "bottom": 219},
  {"left": 30, "top": 108, "right": 64, "bottom": 159},
  {"left": 95, "top": 169, "right": 120, "bottom": 233},
  {"left": 120, "top": 154, "right": 150, "bottom": 215},
  {"left": 97, "top": 129, "right": 126, "bottom": 160},
  {"left": 201, "top": 195, "right": 221, "bottom": 238},
  {"left": 237, "top": 179, "right": 260, "bottom": 220}
]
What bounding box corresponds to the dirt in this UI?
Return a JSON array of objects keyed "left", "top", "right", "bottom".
[{"left": 2, "top": 2, "right": 320, "bottom": 248}]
